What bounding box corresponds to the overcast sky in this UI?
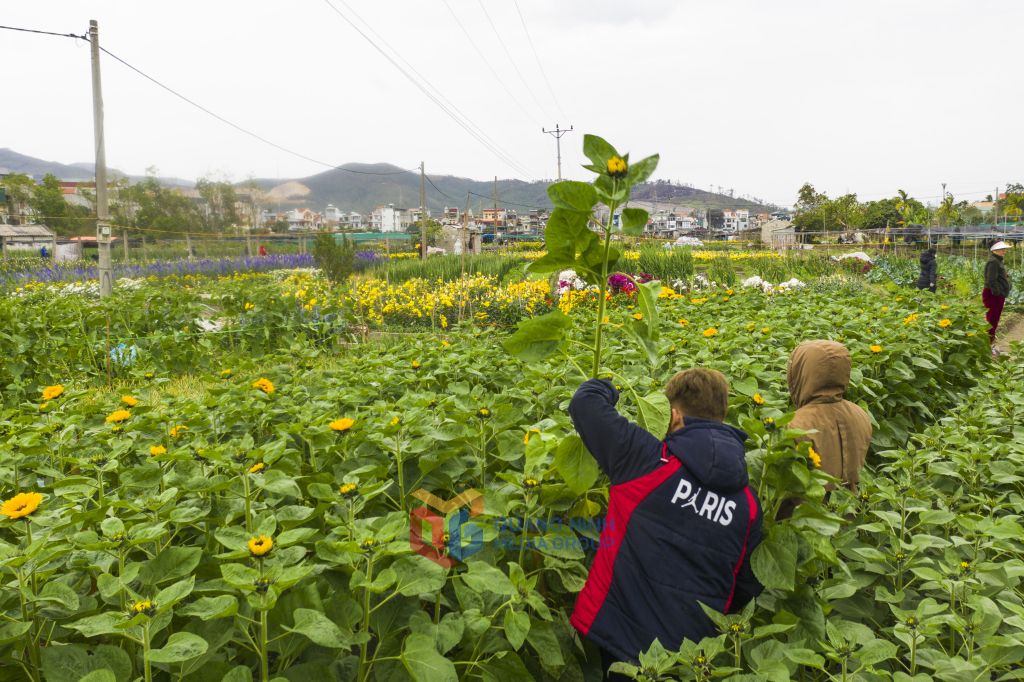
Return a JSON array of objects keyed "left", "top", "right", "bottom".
[{"left": 3, "top": 0, "right": 1022, "bottom": 207}]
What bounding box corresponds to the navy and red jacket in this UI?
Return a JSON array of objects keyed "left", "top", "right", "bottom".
[{"left": 568, "top": 379, "right": 764, "bottom": 663}]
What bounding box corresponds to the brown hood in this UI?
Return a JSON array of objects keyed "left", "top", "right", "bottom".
[{"left": 787, "top": 340, "right": 851, "bottom": 408}]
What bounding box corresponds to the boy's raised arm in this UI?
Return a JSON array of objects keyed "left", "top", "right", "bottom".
[{"left": 568, "top": 378, "right": 663, "bottom": 485}]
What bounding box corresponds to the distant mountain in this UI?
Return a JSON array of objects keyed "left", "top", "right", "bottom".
[
  {"left": 253, "top": 163, "right": 555, "bottom": 216},
  {"left": 0, "top": 148, "right": 98, "bottom": 181},
  {"left": 0, "top": 149, "right": 193, "bottom": 187},
  {"left": 1, "top": 149, "right": 772, "bottom": 216},
  {"left": 256, "top": 163, "right": 773, "bottom": 217}
]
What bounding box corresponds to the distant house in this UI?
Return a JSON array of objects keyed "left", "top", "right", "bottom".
[
  {"left": 324, "top": 204, "right": 345, "bottom": 223},
  {"left": 286, "top": 208, "right": 322, "bottom": 231},
  {"left": 723, "top": 209, "right": 749, "bottom": 231}
]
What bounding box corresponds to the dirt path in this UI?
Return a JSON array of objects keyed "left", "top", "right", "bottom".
[{"left": 996, "top": 311, "right": 1024, "bottom": 352}]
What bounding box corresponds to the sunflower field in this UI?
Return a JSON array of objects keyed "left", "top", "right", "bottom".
[{"left": 0, "top": 136, "right": 1021, "bottom": 682}]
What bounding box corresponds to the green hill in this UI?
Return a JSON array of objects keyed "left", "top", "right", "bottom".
[{"left": 255, "top": 163, "right": 774, "bottom": 216}]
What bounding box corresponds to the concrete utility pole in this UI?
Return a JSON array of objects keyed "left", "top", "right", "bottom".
[
  {"left": 89, "top": 20, "right": 113, "bottom": 297},
  {"left": 494, "top": 177, "right": 499, "bottom": 238},
  {"left": 420, "top": 162, "right": 427, "bottom": 262},
  {"left": 542, "top": 124, "right": 572, "bottom": 181}
]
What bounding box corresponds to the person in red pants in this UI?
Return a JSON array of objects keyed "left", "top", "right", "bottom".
[{"left": 983, "top": 241, "right": 1011, "bottom": 356}]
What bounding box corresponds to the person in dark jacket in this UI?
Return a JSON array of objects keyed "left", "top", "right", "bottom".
[
  {"left": 983, "top": 241, "right": 1012, "bottom": 352},
  {"left": 917, "top": 247, "right": 937, "bottom": 293},
  {"left": 568, "top": 369, "right": 763, "bottom": 675}
]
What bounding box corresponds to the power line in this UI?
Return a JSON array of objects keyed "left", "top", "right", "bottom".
[
  {"left": 321, "top": 0, "right": 540, "bottom": 181},
  {"left": 0, "top": 24, "right": 87, "bottom": 40},
  {"left": 424, "top": 175, "right": 458, "bottom": 203},
  {"left": 510, "top": 1, "right": 571, "bottom": 125},
  {"left": 98, "top": 46, "right": 417, "bottom": 177},
  {"left": 475, "top": 0, "right": 554, "bottom": 123},
  {"left": 468, "top": 189, "right": 551, "bottom": 209},
  {"left": 440, "top": 0, "right": 542, "bottom": 129}
]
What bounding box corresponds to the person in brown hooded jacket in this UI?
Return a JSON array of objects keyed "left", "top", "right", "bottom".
[{"left": 785, "top": 340, "right": 872, "bottom": 502}]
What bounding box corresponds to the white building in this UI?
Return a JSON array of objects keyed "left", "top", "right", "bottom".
[
  {"left": 723, "top": 209, "right": 749, "bottom": 231},
  {"left": 324, "top": 205, "right": 345, "bottom": 223},
  {"left": 372, "top": 204, "right": 407, "bottom": 233}
]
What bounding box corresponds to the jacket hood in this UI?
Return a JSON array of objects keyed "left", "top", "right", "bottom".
[
  {"left": 920, "top": 251, "right": 935, "bottom": 265},
  {"left": 665, "top": 418, "right": 749, "bottom": 492},
  {"left": 787, "top": 340, "right": 851, "bottom": 408}
]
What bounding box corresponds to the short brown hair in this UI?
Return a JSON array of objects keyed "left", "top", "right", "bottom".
[{"left": 664, "top": 368, "right": 729, "bottom": 422}]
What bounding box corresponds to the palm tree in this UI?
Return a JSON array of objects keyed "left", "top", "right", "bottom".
[
  {"left": 1003, "top": 193, "right": 1023, "bottom": 225},
  {"left": 895, "top": 189, "right": 913, "bottom": 224},
  {"left": 936, "top": 195, "right": 960, "bottom": 228}
]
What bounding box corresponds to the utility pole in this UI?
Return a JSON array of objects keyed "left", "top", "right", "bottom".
[
  {"left": 420, "top": 162, "right": 428, "bottom": 261},
  {"left": 542, "top": 124, "right": 572, "bottom": 181},
  {"left": 89, "top": 20, "right": 113, "bottom": 297},
  {"left": 494, "top": 177, "right": 499, "bottom": 240}
]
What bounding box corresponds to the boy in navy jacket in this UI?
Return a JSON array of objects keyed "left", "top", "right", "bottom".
[{"left": 568, "top": 369, "right": 763, "bottom": 671}]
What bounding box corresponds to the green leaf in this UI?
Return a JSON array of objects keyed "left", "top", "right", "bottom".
[
  {"left": 41, "top": 643, "right": 130, "bottom": 682},
  {"left": 634, "top": 280, "right": 661, "bottom": 342},
  {"left": 65, "top": 614, "right": 120, "bottom": 639},
  {"left": 502, "top": 311, "right": 573, "bottom": 363},
  {"left": 392, "top": 554, "right": 448, "bottom": 596},
  {"left": 526, "top": 619, "right": 565, "bottom": 667},
  {"left": 553, "top": 435, "right": 599, "bottom": 496},
  {"left": 582, "top": 135, "right": 620, "bottom": 172},
  {"left": 856, "top": 639, "right": 897, "bottom": 666},
  {"left": 284, "top": 608, "right": 354, "bottom": 648},
  {"left": 138, "top": 546, "right": 202, "bottom": 586},
  {"left": 461, "top": 562, "right": 515, "bottom": 595},
  {"left": 145, "top": 632, "right": 209, "bottom": 663},
  {"left": 527, "top": 209, "right": 596, "bottom": 276},
  {"left": 259, "top": 470, "right": 302, "bottom": 498},
  {"left": 401, "top": 633, "right": 458, "bottom": 682},
  {"left": 155, "top": 576, "right": 195, "bottom": 611},
  {"left": 221, "top": 666, "right": 254, "bottom": 682},
  {"left": 619, "top": 208, "right": 649, "bottom": 237},
  {"left": 503, "top": 609, "right": 530, "bottom": 650},
  {"left": 546, "top": 181, "right": 597, "bottom": 213},
  {"left": 751, "top": 524, "right": 798, "bottom": 591},
  {"left": 784, "top": 649, "right": 824, "bottom": 670},
  {"left": 77, "top": 672, "right": 116, "bottom": 682},
  {"left": 178, "top": 595, "right": 238, "bottom": 620},
  {"left": 625, "top": 154, "right": 660, "bottom": 186},
  {"left": 409, "top": 611, "right": 464, "bottom": 655},
  {"left": 479, "top": 652, "right": 535, "bottom": 682},
  {"left": 635, "top": 391, "right": 671, "bottom": 440},
  {"left": 221, "top": 563, "right": 260, "bottom": 591},
  {"left": 0, "top": 620, "right": 31, "bottom": 645},
  {"left": 38, "top": 581, "right": 80, "bottom": 610}
]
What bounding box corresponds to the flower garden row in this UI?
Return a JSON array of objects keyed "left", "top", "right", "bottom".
[{"left": 0, "top": 275, "right": 1017, "bottom": 682}]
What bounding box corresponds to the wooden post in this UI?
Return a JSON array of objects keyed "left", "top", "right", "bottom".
[
  {"left": 1, "top": 235, "right": 6, "bottom": 261},
  {"left": 142, "top": 233, "right": 147, "bottom": 261},
  {"left": 105, "top": 314, "right": 112, "bottom": 388},
  {"left": 124, "top": 227, "right": 129, "bottom": 263},
  {"left": 185, "top": 232, "right": 192, "bottom": 261},
  {"left": 52, "top": 233, "right": 57, "bottom": 266}
]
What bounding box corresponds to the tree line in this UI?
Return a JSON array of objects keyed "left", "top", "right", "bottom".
[
  {"left": 792, "top": 182, "right": 1024, "bottom": 233},
  {"left": 0, "top": 169, "right": 287, "bottom": 238}
]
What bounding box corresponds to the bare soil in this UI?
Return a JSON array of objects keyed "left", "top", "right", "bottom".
[{"left": 995, "top": 310, "right": 1024, "bottom": 352}]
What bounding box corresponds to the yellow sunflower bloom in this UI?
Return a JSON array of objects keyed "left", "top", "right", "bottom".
[
  {"left": 105, "top": 410, "right": 131, "bottom": 423},
  {"left": 330, "top": 418, "right": 354, "bottom": 432},
  {"left": 252, "top": 378, "right": 274, "bottom": 394},
  {"left": 41, "top": 385, "right": 64, "bottom": 401},
  {"left": 121, "top": 396, "right": 139, "bottom": 407},
  {"left": 150, "top": 446, "right": 167, "bottom": 456},
  {"left": 0, "top": 492, "right": 43, "bottom": 519},
  {"left": 248, "top": 535, "right": 273, "bottom": 557}
]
